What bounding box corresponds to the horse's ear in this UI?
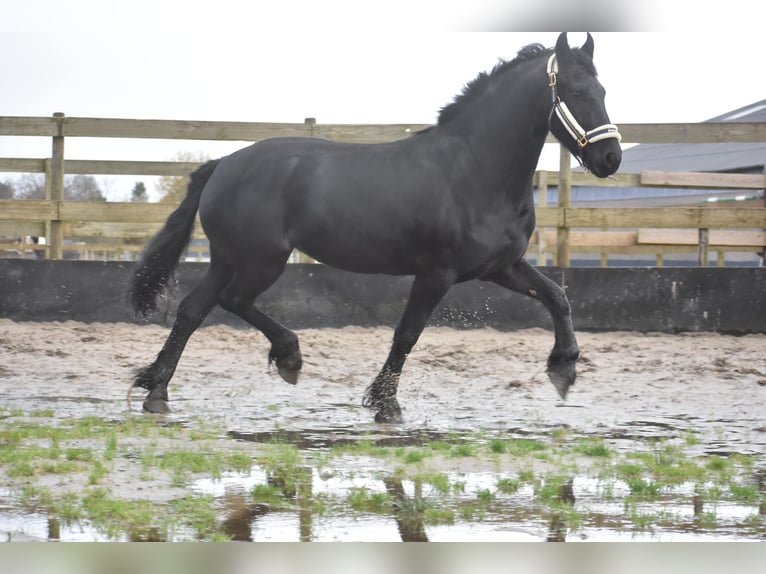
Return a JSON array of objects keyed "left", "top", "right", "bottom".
[
  {"left": 582, "top": 32, "right": 594, "bottom": 58},
  {"left": 555, "top": 32, "right": 572, "bottom": 63}
]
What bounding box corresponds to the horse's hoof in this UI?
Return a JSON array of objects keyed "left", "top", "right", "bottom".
[
  {"left": 277, "top": 365, "right": 300, "bottom": 385},
  {"left": 375, "top": 410, "right": 404, "bottom": 424},
  {"left": 143, "top": 398, "right": 171, "bottom": 414},
  {"left": 373, "top": 401, "right": 403, "bottom": 424},
  {"left": 547, "top": 361, "right": 576, "bottom": 400}
]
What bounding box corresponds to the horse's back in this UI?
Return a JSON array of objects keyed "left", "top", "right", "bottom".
[
  {"left": 198, "top": 136, "right": 449, "bottom": 273},
  {"left": 196, "top": 134, "right": 531, "bottom": 277}
]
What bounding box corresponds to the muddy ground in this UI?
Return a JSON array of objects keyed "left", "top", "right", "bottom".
[
  {"left": 1, "top": 320, "right": 765, "bottom": 541},
  {"left": 1, "top": 319, "right": 764, "bottom": 451}
]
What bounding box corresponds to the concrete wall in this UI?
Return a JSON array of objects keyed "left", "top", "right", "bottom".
[{"left": 0, "top": 259, "right": 763, "bottom": 333}]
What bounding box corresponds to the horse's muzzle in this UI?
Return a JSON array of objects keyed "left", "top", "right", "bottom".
[{"left": 584, "top": 140, "right": 622, "bottom": 179}]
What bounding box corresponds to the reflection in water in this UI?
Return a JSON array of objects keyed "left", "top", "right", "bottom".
[
  {"left": 3, "top": 420, "right": 764, "bottom": 542},
  {"left": 384, "top": 476, "right": 428, "bottom": 542},
  {"left": 546, "top": 478, "right": 575, "bottom": 542},
  {"left": 128, "top": 527, "right": 166, "bottom": 542},
  {"left": 47, "top": 518, "right": 60, "bottom": 541},
  {"left": 219, "top": 492, "right": 270, "bottom": 542}
]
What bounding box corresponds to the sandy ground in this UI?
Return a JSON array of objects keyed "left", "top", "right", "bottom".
[
  {"left": 2, "top": 320, "right": 765, "bottom": 541},
  {"left": 1, "top": 320, "right": 764, "bottom": 451}
]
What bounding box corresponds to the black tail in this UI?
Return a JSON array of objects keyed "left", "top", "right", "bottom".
[{"left": 129, "top": 159, "right": 221, "bottom": 315}]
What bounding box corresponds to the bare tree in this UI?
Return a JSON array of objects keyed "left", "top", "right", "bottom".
[
  {"left": 64, "top": 175, "right": 106, "bottom": 201},
  {"left": 156, "top": 151, "right": 210, "bottom": 203},
  {"left": 13, "top": 173, "right": 46, "bottom": 199},
  {"left": 0, "top": 180, "right": 13, "bottom": 199}
]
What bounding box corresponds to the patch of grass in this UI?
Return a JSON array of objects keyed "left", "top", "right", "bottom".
[
  {"left": 172, "top": 494, "right": 221, "bottom": 539},
  {"left": 452, "top": 480, "right": 466, "bottom": 495},
  {"left": 257, "top": 443, "right": 310, "bottom": 497},
  {"left": 226, "top": 452, "right": 253, "bottom": 473},
  {"left": 159, "top": 449, "right": 224, "bottom": 484},
  {"left": 704, "top": 485, "right": 724, "bottom": 503},
  {"left": 496, "top": 477, "right": 522, "bottom": 494},
  {"left": 615, "top": 462, "right": 644, "bottom": 479},
  {"left": 40, "top": 460, "right": 81, "bottom": 475},
  {"left": 8, "top": 461, "right": 36, "bottom": 478},
  {"left": 696, "top": 511, "right": 718, "bottom": 529},
  {"left": 428, "top": 440, "right": 453, "bottom": 453},
  {"left": 449, "top": 443, "right": 476, "bottom": 458},
  {"left": 413, "top": 472, "right": 451, "bottom": 495},
  {"left": 535, "top": 475, "right": 570, "bottom": 503},
  {"left": 251, "top": 483, "right": 286, "bottom": 505},
  {"left": 728, "top": 483, "right": 759, "bottom": 503},
  {"left": 89, "top": 460, "right": 108, "bottom": 485},
  {"left": 490, "top": 438, "right": 548, "bottom": 456},
  {"left": 518, "top": 469, "right": 536, "bottom": 483},
  {"left": 624, "top": 500, "right": 658, "bottom": 532},
  {"left": 423, "top": 506, "right": 455, "bottom": 525},
  {"left": 331, "top": 438, "right": 391, "bottom": 457},
  {"left": 488, "top": 438, "right": 507, "bottom": 454},
  {"left": 705, "top": 455, "right": 730, "bottom": 472},
  {"left": 550, "top": 428, "right": 571, "bottom": 443},
  {"left": 81, "top": 487, "right": 159, "bottom": 540},
  {"left": 574, "top": 438, "right": 611, "bottom": 457},
  {"left": 104, "top": 432, "right": 118, "bottom": 461},
  {"left": 476, "top": 488, "right": 495, "bottom": 504},
  {"left": 65, "top": 447, "right": 95, "bottom": 462},
  {"left": 625, "top": 477, "right": 664, "bottom": 499},
  {"left": 397, "top": 448, "right": 430, "bottom": 464},
  {"left": 682, "top": 430, "right": 700, "bottom": 445},
  {"left": 347, "top": 487, "right": 390, "bottom": 513}
]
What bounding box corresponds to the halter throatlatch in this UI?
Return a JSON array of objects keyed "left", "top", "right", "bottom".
[{"left": 547, "top": 54, "right": 621, "bottom": 152}]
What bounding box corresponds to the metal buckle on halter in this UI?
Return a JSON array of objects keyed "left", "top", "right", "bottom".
[
  {"left": 548, "top": 72, "right": 557, "bottom": 88},
  {"left": 577, "top": 134, "right": 589, "bottom": 148}
]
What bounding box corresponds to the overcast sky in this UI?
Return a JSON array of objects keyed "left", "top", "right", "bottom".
[{"left": 2, "top": 2, "right": 763, "bottom": 200}]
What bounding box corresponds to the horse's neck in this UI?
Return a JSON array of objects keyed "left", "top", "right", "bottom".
[{"left": 447, "top": 58, "right": 551, "bottom": 175}]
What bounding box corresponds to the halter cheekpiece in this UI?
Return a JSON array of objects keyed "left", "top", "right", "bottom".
[{"left": 546, "top": 54, "right": 621, "bottom": 152}]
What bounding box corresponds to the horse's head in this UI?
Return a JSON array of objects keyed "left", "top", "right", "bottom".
[{"left": 547, "top": 32, "right": 622, "bottom": 178}]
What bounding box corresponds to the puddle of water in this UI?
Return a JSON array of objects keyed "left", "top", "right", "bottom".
[
  {"left": 1, "top": 420, "right": 763, "bottom": 542},
  {"left": 186, "top": 467, "right": 764, "bottom": 542}
]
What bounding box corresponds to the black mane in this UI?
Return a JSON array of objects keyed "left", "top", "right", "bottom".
[
  {"left": 437, "top": 43, "right": 550, "bottom": 126},
  {"left": 437, "top": 42, "right": 596, "bottom": 126}
]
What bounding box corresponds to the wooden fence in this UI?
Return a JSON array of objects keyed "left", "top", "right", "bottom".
[{"left": 1, "top": 114, "right": 764, "bottom": 266}]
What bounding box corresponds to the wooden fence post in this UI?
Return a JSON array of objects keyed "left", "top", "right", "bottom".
[
  {"left": 48, "top": 112, "right": 65, "bottom": 259},
  {"left": 304, "top": 117, "right": 316, "bottom": 136},
  {"left": 557, "top": 144, "right": 572, "bottom": 267},
  {"left": 697, "top": 228, "right": 709, "bottom": 266}
]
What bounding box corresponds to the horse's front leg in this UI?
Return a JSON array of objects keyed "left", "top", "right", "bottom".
[
  {"left": 363, "top": 271, "right": 455, "bottom": 423},
  {"left": 484, "top": 259, "right": 579, "bottom": 399}
]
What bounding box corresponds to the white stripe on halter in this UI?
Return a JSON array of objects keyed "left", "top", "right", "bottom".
[{"left": 547, "top": 54, "right": 621, "bottom": 149}]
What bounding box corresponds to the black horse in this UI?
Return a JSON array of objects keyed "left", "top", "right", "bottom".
[{"left": 129, "top": 33, "right": 622, "bottom": 422}]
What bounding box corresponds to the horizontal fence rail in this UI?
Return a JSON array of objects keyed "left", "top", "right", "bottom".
[{"left": 0, "top": 114, "right": 764, "bottom": 266}]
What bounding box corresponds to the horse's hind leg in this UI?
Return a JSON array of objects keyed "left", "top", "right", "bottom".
[
  {"left": 217, "top": 256, "right": 302, "bottom": 384},
  {"left": 485, "top": 259, "right": 579, "bottom": 399},
  {"left": 363, "top": 271, "right": 454, "bottom": 423},
  {"left": 132, "top": 262, "right": 233, "bottom": 413}
]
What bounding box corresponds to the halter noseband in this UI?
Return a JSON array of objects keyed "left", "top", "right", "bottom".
[{"left": 547, "top": 54, "right": 621, "bottom": 152}]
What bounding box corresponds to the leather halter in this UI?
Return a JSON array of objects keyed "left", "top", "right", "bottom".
[{"left": 547, "top": 54, "right": 621, "bottom": 151}]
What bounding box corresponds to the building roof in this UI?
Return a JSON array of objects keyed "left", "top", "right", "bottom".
[{"left": 615, "top": 99, "right": 766, "bottom": 173}]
